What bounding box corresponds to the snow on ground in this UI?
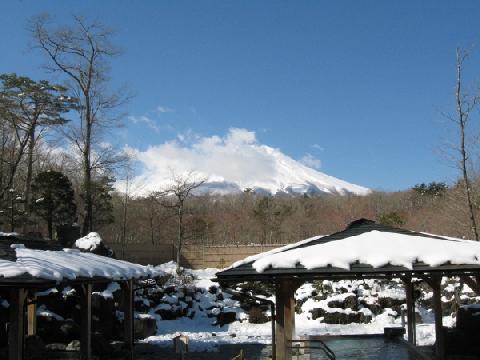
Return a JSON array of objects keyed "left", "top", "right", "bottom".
[{"left": 138, "top": 262, "right": 462, "bottom": 352}]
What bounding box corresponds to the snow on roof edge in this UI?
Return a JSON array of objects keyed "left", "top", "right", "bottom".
[{"left": 0, "top": 246, "right": 165, "bottom": 282}]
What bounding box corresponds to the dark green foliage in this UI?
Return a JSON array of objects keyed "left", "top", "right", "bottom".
[
  {"left": 31, "top": 171, "right": 76, "bottom": 239},
  {"left": 90, "top": 176, "right": 115, "bottom": 229},
  {"left": 412, "top": 182, "right": 447, "bottom": 197},
  {"left": 0, "top": 188, "right": 27, "bottom": 232},
  {"left": 247, "top": 306, "right": 269, "bottom": 324},
  {"left": 0, "top": 73, "right": 77, "bottom": 126},
  {"left": 378, "top": 211, "right": 406, "bottom": 227}
]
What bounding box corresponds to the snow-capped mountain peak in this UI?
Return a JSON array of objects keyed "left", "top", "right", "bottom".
[{"left": 121, "top": 128, "right": 370, "bottom": 196}]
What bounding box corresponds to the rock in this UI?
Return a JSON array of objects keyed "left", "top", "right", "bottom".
[
  {"left": 155, "top": 305, "right": 182, "bottom": 320},
  {"left": 25, "top": 335, "right": 45, "bottom": 359},
  {"left": 247, "top": 307, "right": 268, "bottom": 324},
  {"left": 217, "top": 311, "right": 237, "bottom": 326},
  {"left": 323, "top": 311, "right": 371, "bottom": 324},
  {"left": 359, "top": 301, "right": 383, "bottom": 316},
  {"left": 327, "top": 295, "right": 357, "bottom": 310},
  {"left": 378, "top": 296, "right": 405, "bottom": 309},
  {"left": 134, "top": 298, "right": 150, "bottom": 313},
  {"left": 164, "top": 285, "right": 176, "bottom": 294},
  {"left": 37, "top": 316, "right": 63, "bottom": 344},
  {"left": 91, "top": 294, "right": 115, "bottom": 339},
  {"left": 208, "top": 285, "right": 218, "bottom": 294},
  {"left": 310, "top": 308, "right": 326, "bottom": 320},
  {"left": 92, "top": 332, "right": 113, "bottom": 356},
  {"left": 66, "top": 340, "right": 81, "bottom": 351},
  {"left": 134, "top": 317, "right": 157, "bottom": 339},
  {"left": 0, "top": 305, "right": 8, "bottom": 347},
  {"left": 59, "top": 319, "right": 80, "bottom": 343},
  {"left": 45, "top": 343, "right": 67, "bottom": 351}
]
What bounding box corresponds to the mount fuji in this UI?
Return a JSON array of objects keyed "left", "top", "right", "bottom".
[{"left": 122, "top": 128, "right": 371, "bottom": 197}]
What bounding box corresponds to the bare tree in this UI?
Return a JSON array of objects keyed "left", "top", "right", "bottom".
[
  {"left": 447, "top": 48, "right": 479, "bottom": 240},
  {"left": 157, "top": 172, "right": 206, "bottom": 274},
  {"left": 30, "top": 14, "right": 128, "bottom": 235}
]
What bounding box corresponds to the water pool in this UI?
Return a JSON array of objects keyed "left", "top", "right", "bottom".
[{"left": 296, "top": 336, "right": 423, "bottom": 360}]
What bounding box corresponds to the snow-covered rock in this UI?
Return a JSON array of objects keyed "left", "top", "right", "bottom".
[{"left": 75, "top": 232, "right": 102, "bottom": 251}]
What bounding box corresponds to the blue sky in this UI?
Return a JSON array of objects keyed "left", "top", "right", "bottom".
[{"left": 1, "top": 1, "right": 480, "bottom": 191}]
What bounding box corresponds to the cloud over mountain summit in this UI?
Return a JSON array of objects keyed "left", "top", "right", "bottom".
[{"left": 122, "top": 128, "right": 370, "bottom": 196}]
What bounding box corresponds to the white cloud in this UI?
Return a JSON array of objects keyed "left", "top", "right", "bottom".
[
  {"left": 300, "top": 153, "right": 322, "bottom": 170},
  {"left": 156, "top": 105, "right": 175, "bottom": 114},
  {"left": 131, "top": 128, "right": 274, "bottom": 191},
  {"left": 120, "top": 128, "right": 369, "bottom": 196},
  {"left": 312, "top": 143, "right": 324, "bottom": 151},
  {"left": 128, "top": 115, "right": 161, "bottom": 133}
]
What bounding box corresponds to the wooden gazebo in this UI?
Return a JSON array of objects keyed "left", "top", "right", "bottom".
[
  {"left": 215, "top": 219, "right": 480, "bottom": 360},
  {"left": 0, "top": 234, "right": 158, "bottom": 360}
]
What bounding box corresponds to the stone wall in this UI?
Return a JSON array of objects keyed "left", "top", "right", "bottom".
[{"left": 107, "top": 242, "right": 283, "bottom": 268}]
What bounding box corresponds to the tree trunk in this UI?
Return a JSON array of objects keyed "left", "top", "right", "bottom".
[
  {"left": 456, "top": 50, "right": 479, "bottom": 240},
  {"left": 82, "top": 101, "right": 93, "bottom": 236},
  {"left": 176, "top": 203, "right": 184, "bottom": 274},
  {"left": 47, "top": 203, "right": 53, "bottom": 239},
  {"left": 24, "top": 123, "right": 36, "bottom": 226}
]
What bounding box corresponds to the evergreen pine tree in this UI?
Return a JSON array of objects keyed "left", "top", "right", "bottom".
[
  {"left": 31, "top": 170, "right": 76, "bottom": 239},
  {"left": 90, "top": 175, "right": 115, "bottom": 229}
]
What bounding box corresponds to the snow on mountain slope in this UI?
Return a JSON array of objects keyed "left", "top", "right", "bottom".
[{"left": 121, "top": 128, "right": 370, "bottom": 196}]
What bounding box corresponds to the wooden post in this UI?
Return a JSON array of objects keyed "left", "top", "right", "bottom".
[
  {"left": 79, "top": 283, "right": 92, "bottom": 360},
  {"left": 431, "top": 276, "right": 445, "bottom": 360},
  {"left": 8, "top": 288, "right": 27, "bottom": 360},
  {"left": 405, "top": 280, "right": 416, "bottom": 345},
  {"left": 275, "top": 280, "right": 297, "bottom": 360},
  {"left": 27, "top": 294, "right": 37, "bottom": 336},
  {"left": 121, "top": 279, "right": 134, "bottom": 359}
]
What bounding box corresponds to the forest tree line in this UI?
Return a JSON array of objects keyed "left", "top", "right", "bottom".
[{"left": 102, "top": 180, "right": 480, "bottom": 248}]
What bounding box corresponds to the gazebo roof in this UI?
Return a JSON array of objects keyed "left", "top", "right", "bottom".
[
  {"left": 0, "top": 234, "right": 159, "bottom": 286},
  {"left": 216, "top": 219, "right": 480, "bottom": 283}
]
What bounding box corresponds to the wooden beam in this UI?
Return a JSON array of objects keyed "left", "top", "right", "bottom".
[
  {"left": 431, "top": 276, "right": 445, "bottom": 360},
  {"left": 403, "top": 278, "right": 416, "bottom": 345},
  {"left": 8, "top": 288, "right": 27, "bottom": 360},
  {"left": 27, "top": 294, "right": 37, "bottom": 336},
  {"left": 121, "top": 280, "right": 134, "bottom": 359},
  {"left": 79, "top": 283, "right": 92, "bottom": 360},
  {"left": 275, "top": 280, "right": 299, "bottom": 360}
]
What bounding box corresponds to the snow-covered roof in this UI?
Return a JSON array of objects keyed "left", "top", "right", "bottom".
[
  {"left": 0, "top": 237, "right": 162, "bottom": 282},
  {"left": 216, "top": 219, "right": 480, "bottom": 281}
]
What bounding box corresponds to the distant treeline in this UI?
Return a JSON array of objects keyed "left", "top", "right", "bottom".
[{"left": 101, "top": 180, "right": 478, "bottom": 247}]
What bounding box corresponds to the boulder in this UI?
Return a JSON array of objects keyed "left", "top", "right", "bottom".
[
  {"left": 217, "top": 311, "right": 237, "bottom": 326},
  {"left": 92, "top": 332, "right": 113, "bottom": 356},
  {"left": 359, "top": 301, "right": 383, "bottom": 316},
  {"left": 66, "top": 340, "right": 81, "bottom": 351},
  {"left": 45, "top": 343, "right": 67, "bottom": 351},
  {"left": 310, "top": 308, "right": 326, "bottom": 320},
  {"left": 327, "top": 295, "right": 357, "bottom": 310},
  {"left": 323, "top": 311, "right": 371, "bottom": 324},
  {"left": 134, "top": 317, "right": 157, "bottom": 339},
  {"left": 25, "top": 335, "right": 46, "bottom": 360},
  {"left": 58, "top": 319, "right": 80, "bottom": 344}
]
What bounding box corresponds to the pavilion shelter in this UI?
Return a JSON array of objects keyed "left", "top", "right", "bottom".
[
  {"left": 215, "top": 219, "right": 480, "bottom": 360},
  {"left": 0, "top": 233, "right": 159, "bottom": 360}
]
